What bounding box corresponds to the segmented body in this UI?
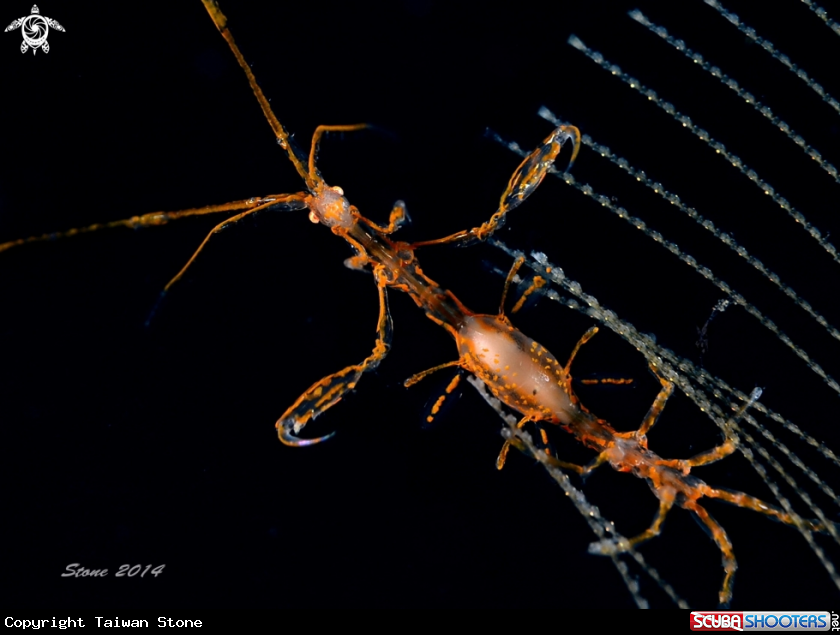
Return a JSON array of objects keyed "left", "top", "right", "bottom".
[{"left": 4, "top": 0, "right": 837, "bottom": 611}]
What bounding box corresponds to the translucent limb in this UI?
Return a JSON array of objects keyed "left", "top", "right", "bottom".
[
  {"left": 636, "top": 367, "right": 675, "bottom": 439},
  {"left": 491, "top": 242, "right": 840, "bottom": 596},
  {"left": 510, "top": 276, "right": 546, "bottom": 315},
  {"left": 579, "top": 377, "right": 633, "bottom": 386},
  {"left": 497, "top": 417, "right": 590, "bottom": 473},
  {"left": 542, "top": 105, "right": 840, "bottom": 354},
  {"left": 276, "top": 265, "right": 393, "bottom": 446},
  {"left": 404, "top": 360, "right": 462, "bottom": 388},
  {"left": 702, "top": 485, "right": 828, "bottom": 533},
  {"left": 684, "top": 500, "right": 737, "bottom": 607},
  {"left": 308, "top": 124, "right": 369, "bottom": 183},
  {"left": 491, "top": 129, "right": 840, "bottom": 396},
  {"left": 499, "top": 256, "right": 525, "bottom": 315},
  {"left": 422, "top": 372, "right": 462, "bottom": 425},
  {"left": 0, "top": 195, "right": 306, "bottom": 254},
  {"left": 410, "top": 125, "right": 580, "bottom": 249},
  {"left": 469, "top": 375, "right": 689, "bottom": 608},
  {"left": 677, "top": 389, "right": 760, "bottom": 471},
  {"left": 525, "top": 108, "right": 840, "bottom": 505},
  {"left": 589, "top": 494, "right": 675, "bottom": 556},
  {"left": 564, "top": 326, "right": 599, "bottom": 377},
  {"left": 496, "top": 415, "right": 530, "bottom": 471},
  {"left": 201, "top": 0, "right": 312, "bottom": 185},
  {"left": 362, "top": 200, "right": 411, "bottom": 235},
  {"left": 159, "top": 194, "right": 308, "bottom": 295},
  {"left": 557, "top": 326, "right": 600, "bottom": 411}
]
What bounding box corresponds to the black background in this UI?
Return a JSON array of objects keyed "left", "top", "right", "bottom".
[{"left": 3, "top": 0, "right": 840, "bottom": 609}]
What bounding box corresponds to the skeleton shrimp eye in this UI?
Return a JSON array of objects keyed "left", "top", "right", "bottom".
[{"left": 308, "top": 184, "right": 354, "bottom": 228}]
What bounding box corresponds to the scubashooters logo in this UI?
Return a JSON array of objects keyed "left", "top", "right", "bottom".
[
  {"left": 690, "top": 611, "right": 832, "bottom": 631},
  {"left": 5, "top": 5, "right": 65, "bottom": 54}
]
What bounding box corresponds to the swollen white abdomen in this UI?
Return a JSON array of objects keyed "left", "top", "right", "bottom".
[{"left": 456, "top": 314, "right": 577, "bottom": 424}]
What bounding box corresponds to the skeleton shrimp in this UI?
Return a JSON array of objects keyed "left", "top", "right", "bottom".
[
  {"left": 180, "top": 0, "right": 825, "bottom": 603},
  {"left": 6, "top": 0, "right": 840, "bottom": 612}
]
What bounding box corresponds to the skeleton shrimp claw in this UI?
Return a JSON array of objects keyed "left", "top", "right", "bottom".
[
  {"left": 411, "top": 124, "right": 580, "bottom": 249},
  {"left": 277, "top": 423, "right": 336, "bottom": 448},
  {"left": 276, "top": 264, "right": 393, "bottom": 446}
]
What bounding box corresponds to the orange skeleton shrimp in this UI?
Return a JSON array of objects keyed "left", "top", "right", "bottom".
[
  {"left": 0, "top": 0, "right": 829, "bottom": 609},
  {"left": 186, "top": 0, "right": 825, "bottom": 608}
]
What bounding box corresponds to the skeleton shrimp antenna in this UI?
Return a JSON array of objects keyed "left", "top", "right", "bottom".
[
  {"left": 489, "top": 240, "right": 840, "bottom": 599},
  {"left": 704, "top": 0, "right": 840, "bottom": 112},
  {"left": 0, "top": 3, "right": 320, "bottom": 293},
  {"left": 567, "top": 35, "right": 840, "bottom": 266},
  {"left": 629, "top": 9, "right": 840, "bottom": 187},
  {"left": 0, "top": 4, "right": 316, "bottom": 260},
  {"left": 200, "top": 0, "right": 312, "bottom": 188}
]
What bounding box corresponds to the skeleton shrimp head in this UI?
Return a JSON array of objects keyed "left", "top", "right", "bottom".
[
  {"left": 456, "top": 314, "right": 579, "bottom": 427},
  {"left": 306, "top": 183, "right": 356, "bottom": 229}
]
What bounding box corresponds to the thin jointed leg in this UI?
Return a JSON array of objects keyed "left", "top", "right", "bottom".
[
  {"left": 702, "top": 484, "right": 826, "bottom": 532},
  {"left": 308, "top": 124, "right": 368, "bottom": 182},
  {"left": 685, "top": 500, "right": 738, "bottom": 607},
  {"left": 411, "top": 125, "right": 580, "bottom": 249},
  {"left": 637, "top": 369, "right": 675, "bottom": 439},
  {"left": 364, "top": 201, "right": 411, "bottom": 235},
  {"left": 499, "top": 256, "right": 525, "bottom": 315},
  {"left": 589, "top": 492, "right": 675, "bottom": 555},
  {"left": 0, "top": 194, "right": 306, "bottom": 254},
  {"left": 160, "top": 195, "right": 306, "bottom": 295},
  {"left": 277, "top": 264, "right": 393, "bottom": 446}
]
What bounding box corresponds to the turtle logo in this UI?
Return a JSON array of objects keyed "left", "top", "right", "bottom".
[{"left": 5, "top": 5, "right": 65, "bottom": 55}]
